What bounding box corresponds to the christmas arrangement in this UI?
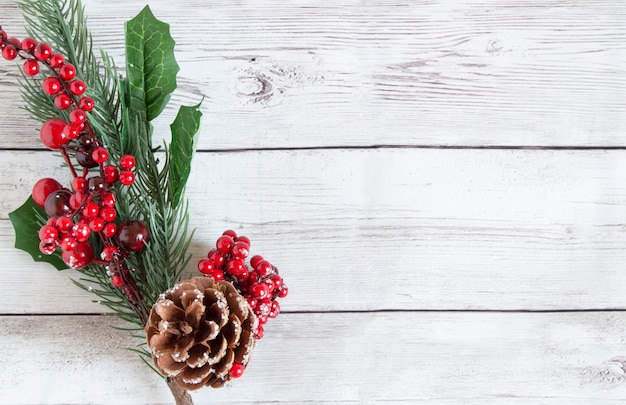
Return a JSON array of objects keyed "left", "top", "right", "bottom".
[{"left": 3, "top": 1, "right": 287, "bottom": 403}]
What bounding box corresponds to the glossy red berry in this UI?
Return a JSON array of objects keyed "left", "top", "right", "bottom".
[
  {"left": 269, "top": 300, "right": 280, "bottom": 318},
  {"left": 71, "top": 177, "right": 87, "bottom": 193},
  {"left": 38, "top": 225, "right": 58, "bottom": 243},
  {"left": 78, "top": 96, "right": 94, "bottom": 111},
  {"left": 69, "top": 193, "right": 84, "bottom": 210},
  {"left": 119, "top": 154, "right": 136, "bottom": 169},
  {"left": 212, "top": 269, "right": 224, "bottom": 281},
  {"left": 49, "top": 53, "right": 64, "bottom": 68},
  {"left": 1, "top": 45, "right": 17, "bottom": 60},
  {"left": 101, "top": 192, "right": 116, "bottom": 207},
  {"left": 32, "top": 178, "right": 63, "bottom": 207},
  {"left": 235, "top": 235, "right": 250, "bottom": 246},
  {"left": 20, "top": 37, "right": 36, "bottom": 51},
  {"left": 111, "top": 274, "right": 124, "bottom": 287},
  {"left": 250, "top": 283, "right": 269, "bottom": 299},
  {"left": 226, "top": 258, "right": 246, "bottom": 276},
  {"left": 198, "top": 258, "right": 214, "bottom": 275},
  {"left": 44, "top": 189, "right": 73, "bottom": 217},
  {"left": 23, "top": 60, "right": 39, "bottom": 76},
  {"left": 39, "top": 240, "right": 56, "bottom": 255},
  {"left": 216, "top": 235, "right": 234, "bottom": 254},
  {"left": 119, "top": 170, "right": 135, "bottom": 186},
  {"left": 100, "top": 245, "right": 118, "bottom": 261},
  {"left": 88, "top": 217, "right": 105, "bottom": 232},
  {"left": 118, "top": 221, "right": 150, "bottom": 252},
  {"left": 62, "top": 241, "right": 94, "bottom": 269},
  {"left": 40, "top": 118, "right": 68, "bottom": 149},
  {"left": 229, "top": 363, "right": 244, "bottom": 378},
  {"left": 42, "top": 77, "right": 62, "bottom": 95},
  {"left": 277, "top": 285, "right": 289, "bottom": 298},
  {"left": 208, "top": 249, "right": 226, "bottom": 267},
  {"left": 222, "top": 229, "right": 237, "bottom": 238},
  {"left": 255, "top": 260, "right": 273, "bottom": 277},
  {"left": 103, "top": 165, "right": 118, "bottom": 183},
  {"left": 69, "top": 108, "right": 87, "bottom": 125},
  {"left": 82, "top": 201, "right": 99, "bottom": 218},
  {"left": 33, "top": 42, "right": 52, "bottom": 61},
  {"left": 54, "top": 93, "right": 71, "bottom": 110},
  {"left": 250, "top": 255, "right": 264, "bottom": 269},
  {"left": 60, "top": 236, "right": 77, "bottom": 252},
  {"left": 99, "top": 206, "right": 117, "bottom": 222},
  {"left": 87, "top": 176, "right": 106, "bottom": 193},
  {"left": 102, "top": 223, "right": 117, "bottom": 238},
  {"left": 63, "top": 124, "right": 80, "bottom": 140},
  {"left": 231, "top": 241, "right": 250, "bottom": 259},
  {"left": 91, "top": 147, "right": 108, "bottom": 163},
  {"left": 69, "top": 79, "right": 86, "bottom": 95},
  {"left": 270, "top": 274, "right": 283, "bottom": 291},
  {"left": 55, "top": 216, "right": 73, "bottom": 233},
  {"left": 58, "top": 63, "right": 76, "bottom": 80},
  {"left": 71, "top": 222, "right": 91, "bottom": 242}
]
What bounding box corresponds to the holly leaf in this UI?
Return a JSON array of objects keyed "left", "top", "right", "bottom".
[
  {"left": 169, "top": 102, "right": 203, "bottom": 208},
  {"left": 8, "top": 196, "right": 67, "bottom": 271},
  {"left": 125, "top": 5, "right": 179, "bottom": 122}
]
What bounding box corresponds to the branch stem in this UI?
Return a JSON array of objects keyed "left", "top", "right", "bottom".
[{"left": 167, "top": 379, "right": 194, "bottom": 405}]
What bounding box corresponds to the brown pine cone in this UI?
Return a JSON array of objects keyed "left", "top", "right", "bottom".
[{"left": 145, "top": 276, "right": 257, "bottom": 390}]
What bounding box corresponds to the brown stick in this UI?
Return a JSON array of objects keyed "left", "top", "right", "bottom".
[{"left": 167, "top": 378, "right": 194, "bottom": 405}]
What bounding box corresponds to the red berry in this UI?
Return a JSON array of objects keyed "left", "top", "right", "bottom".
[
  {"left": 277, "top": 285, "right": 288, "bottom": 298},
  {"left": 55, "top": 216, "right": 73, "bottom": 233},
  {"left": 100, "top": 245, "right": 118, "bottom": 261},
  {"left": 255, "top": 260, "right": 273, "bottom": 277},
  {"left": 226, "top": 258, "right": 246, "bottom": 276},
  {"left": 119, "top": 154, "right": 136, "bottom": 169},
  {"left": 33, "top": 43, "right": 51, "bottom": 61},
  {"left": 71, "top": 177, "right": 87, "bottom": 193},
  {"left": 118, "top": 221, "right": 150, "bottom": 252},
  {"left": 103, "top": 165, "right": 118, "bottom": 183},
  {"left": 119, "top": 170, "right": 135, "bottom": 186},
  {"left": 32, "top": 178, "right": 63, "bottom": 207},
  {"left": 87, "top": 176, "right": 106, "bottom": 193},
  {"left": 88, "top": 217, "right": 105, "bottom": 232},
  {"left": 235, "top": 235, "right": 250, "bottom": 246},
  {"left": 212, "top": 269, "right": 224, "bottom": 281},
  {"left": 82, "top": 201, "right": 99, "bottom": 218},
  {"left": 41, "top": 76, "right": 61, "bottom": 95},
  {"left": 254, "top": 324, "right": 265, "bottom": 339},
  {"left": 91, "top": 147, "right": 108, "bottom": 163},
  {"left": 257, "top": 298, "right": 272, "bottom": 317},
  {"left": 101, "top": 192, "right": 116, "bottom": 207},
  {"left": 198, "top": 258, "right": 214, "bottom": 275},
  {"left": 231, "top": 241, "right": 249, "bottom": 259},
  {"left": 1, "top": 45, "right": 16, "bottom": 60},
  {"left": 54, "top": 93, "right": 71, "bottom": 110},
  {"left": 38, "top": 225, "right": 58, "bottom": 243},
  {"left": 23, "top": 60, "right": 39, "bottom": 76},
  {"left": 49, "top": 53, "right": 64, "bottom": 68},
  {"left": 78, "top": 96, "right": 94, "bottom": 111},
  {"left": 269, "top": 300, "right": 280, "bottom": 318},
  {"left": 40, "top": 118, "right": 68, "bottom": 149},
  {"left": 262, "top": 276, "right": 276, "bottom": 293},
  {"left": 222, "top": 229, "right": 237, "bottom": 238},
  {"left": 250, "top": 283, "right": 269, "bottom": 299},
  {"left": 102, "top": 223, "right": 117, "bottom": 238},
  {"left": 60, "top": 236, "right": 77, "bottom": 252},
  {"left": 58, "top": 63, "right": 76, "bottom": 80},
  {"left": 111, "top": 274, "right": 124, "bottom": 287},
  {"left": 62, "top": 241, "right": 93, "bottom": 269},
  {"left": 250, "top": 255, "right": 264, "bottom": 269},
  {"left": 99, "top": 206, "right": 117, "bottom": 222},
  {"left": 69, "top": 79, "right": 86, "bottom": 95},
  {"left": 44, "top": 189, "right": 73, "bottom": 217},
  {"left": 69, "top": 193, "right": 84, "bottom": 210},
  {"left": 20, "top": 37, "right": 36, "bottom": 51},
  {"left": 63, "top": 124, "right": 80, "bottom": 140},
  {"left": 270, "top": 274, "right": 283, "bottom": 291},
  {"left": 216, "top": 235, "right": 234, "bottom": 254},
  {"left": 229, "top": 363, "right": 245, "bottom": 379},
  {"left": 208, "top": 249, "right": 226, "bottom": 267},
  {"left": 69, "top": 108, "right": 87, "bottom": 125},
  {"left": 39, "top": 240, "right": 56, "bottom": 255},
  {"left": 71, "top": 222, "right": 91, "bottom": 242}
]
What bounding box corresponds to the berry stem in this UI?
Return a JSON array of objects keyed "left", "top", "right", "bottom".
[{"left": 59, "top": 147, "right": 78, "bottom": 178}]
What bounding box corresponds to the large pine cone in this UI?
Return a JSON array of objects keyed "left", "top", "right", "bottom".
[{"left": 145, "top": 276, "right": 257, "bottom": 390}]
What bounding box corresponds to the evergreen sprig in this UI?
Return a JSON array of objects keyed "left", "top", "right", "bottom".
[{"left": 13, "top": 0, "right": 202, "bottom": 330}]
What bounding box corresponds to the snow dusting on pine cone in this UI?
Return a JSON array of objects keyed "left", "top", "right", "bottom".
[{"left": 145, "top": 276, "right": 257, "bottom": 390}]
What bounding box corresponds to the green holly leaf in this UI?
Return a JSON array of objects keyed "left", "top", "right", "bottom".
[
  {"left": 125, "top": 5, "right": 179, "bottom": 122},
  {"left": 8, "top": 196, "right": 67, "bottom": 271},
  {"left": 169, "top": 101, "right": 203, "bottom": 208}
]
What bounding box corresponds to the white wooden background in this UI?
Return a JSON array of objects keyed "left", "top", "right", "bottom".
[{"left": 1, "top": 0, "right": 626, "bottom": 403}]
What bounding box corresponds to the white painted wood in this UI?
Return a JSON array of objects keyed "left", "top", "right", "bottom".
[
  {"left": 1, "top": 312, "right": 626, "bottom": 404},
  {"left": 0, "top": 1, "right": 624, "bottom": 148},
  {"left": 2, "top": 149, "right": 626, "bottom": 313}
]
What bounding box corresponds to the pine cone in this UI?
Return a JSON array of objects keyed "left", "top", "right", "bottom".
[{"left": 145, "top": 276, "right": 257, "bottom": 390}]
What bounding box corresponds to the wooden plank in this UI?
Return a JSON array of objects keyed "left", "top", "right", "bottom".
[
  {"left": 2, "top": 149, "right": 626, "bottom": 313},
  {"left": 0, "top": 1, "right": 624, "bottom": 148},
  {"left": 1, "top": 312, "right": 625, "bottom": 404}
]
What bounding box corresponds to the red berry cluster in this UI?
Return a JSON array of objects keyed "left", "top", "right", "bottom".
[
  {"left": 197, "top": 230, "right": 288, "bottom": 340},
  {"left": 2, "top": 28, "right": 149, "bottom": 306}
]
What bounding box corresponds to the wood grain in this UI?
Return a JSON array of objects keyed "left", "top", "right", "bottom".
[
  {"left": 0, "top": 0, "right": 624, "bottom": 148},
  {"left": 2, "top": 149, "right": 626, "bottom": 313},
  {"left": 1, "top": 312, "right": 626, "bottom": 404}
]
